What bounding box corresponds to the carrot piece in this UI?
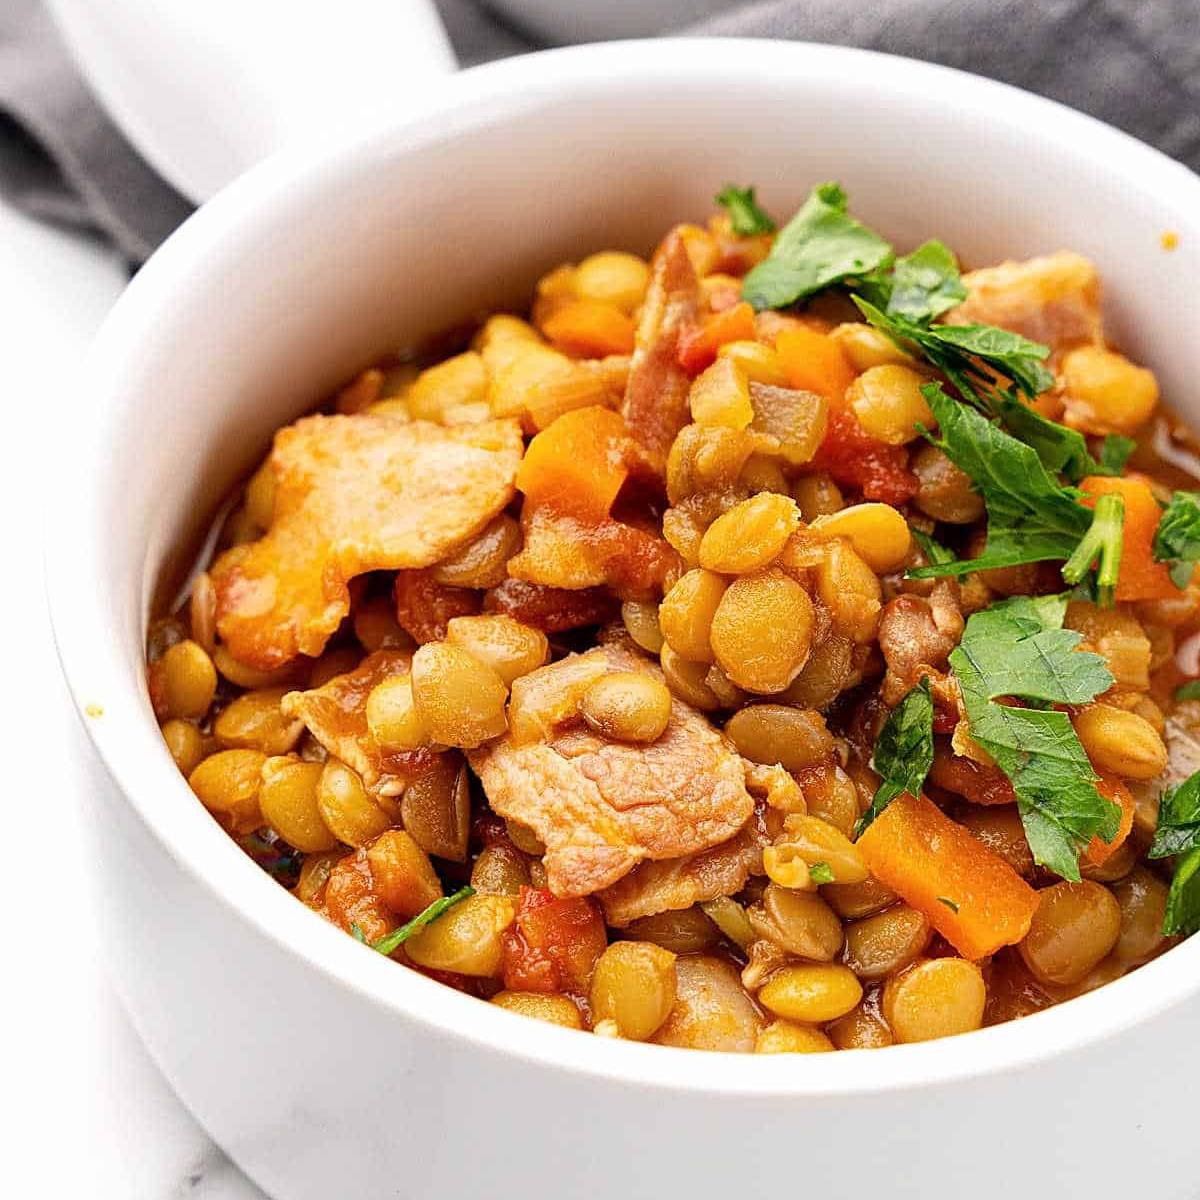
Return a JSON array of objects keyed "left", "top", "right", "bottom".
[
  {"left": 774, "top": 326, "right": 856, "bottom": 402},
  {"left": 676, "top": 301, "right": 757, "bottom": 374},
  {"left": 515, "top": 406, "right": 631, "bottom": 521},
  {"left": 1083, "top": 775, "right": 1135, "bottom": 867},
  {"left": 856, "top": 792, "right": 1039, "bottom": 960},
  {"left": 542, "top": 300, "right": 636, "bottom": 357},
  {"left": 1080, "top": 475, "right": 1178, "bottom": 601}
]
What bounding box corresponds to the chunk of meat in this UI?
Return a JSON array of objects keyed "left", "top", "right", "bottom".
[
  {"left": 877, "top": 582, "right": 964, "bottom": 705},
  {"left": 944, "top": 252, "right": 1103, "bottom": 352},
  {"left": 1165, "top": 699, "right": 1200, "bottom": 789},
  {"left": 211, "top": 415, "right": 523, "bottom": 668},
  {"left": 281, "top": 649, "right": 436, "bottom": 795},
  {"left": 599, "top": 796, "right": 775, "bottom": 926},
  {"left": 469, "top": 645, "right": 754, "bottom": 897},
  {"left": 621, "top": 229, "right": 701, "bottom": 472},
  {"left": 507, "top": 504, "right": 679, "bottom": 598}
]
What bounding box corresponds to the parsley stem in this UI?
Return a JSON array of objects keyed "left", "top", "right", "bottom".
[
  {"left": 370, "top": 885, "right": 475, "bottom": 957},
  {"left": 1062, "top": 493, "right": 1124, "bottom": 606}
]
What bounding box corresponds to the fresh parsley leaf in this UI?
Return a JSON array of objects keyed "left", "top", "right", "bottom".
[
  {"left": 715, "top": 184, "right": 776, "bottom": 236},
  {"left": 991, "top": 394, "right": 1100, "bottom": 485},
  {"left": 910, "top": 526, "right": 955, "bottom": 566},
  {"left": 907, "top": 384, "right": 1093, "bottom": 579},
  {"left": 371, "top": 885, "right": 475, "bottom": 957},
  {"left": 742, "top": 182, "right": 893, "bottom": 311},
  {"left": 1095, "top": 435, "right": 1136, "bottom": 476},
  {"left": 881, "top": 240, "right": 967, "bottom": 322},
  {"left": 857, "top": 677, "right": 934, "bottom": 835},
  {"left": 1061, "top": 491, "right": 1124, "bottom": 607},
  {"left": 1176, "top": 680, "right": 1200, "bottom": 701},
  {"left": 1163, "top": 849, "right": 1200, "bottom": 936},
  {"left": 854, "top": 299, "right": 1054, "bottom": 408},
  {"left": 949, "top": 596, "right": 1118, "bottom": 881},
  {"left": 809, "top": 861, "right": 835, "bottom": 886},
  {"left": 350, "top": 922, "right": 368, "bottom": 944},
  {"left": 1149, "top": 771, "right": 1200, "bottom": 859},
  {"left": 1153, "top": 491, "right": 1200, "bottom": 590},
  {"left": 937, "top": 897, "right": 960, "bottom": 913}
]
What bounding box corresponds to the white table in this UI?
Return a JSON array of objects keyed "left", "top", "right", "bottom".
[{"left": 1, "top": 197, "right": 265, "bottom": 1199}]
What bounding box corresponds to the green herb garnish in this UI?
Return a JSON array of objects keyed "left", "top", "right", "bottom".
[
  {"left": 949, "top": 596, "right": 1119, "bottom": 880},
  {"left": 857, "top": 677, "right": 934, "bottom": 835},
  {"left": 350, "top": 923, "right": 368, "bottom": 944},
  {"left": 1095, "top": 435, "right": 1137, "bottom": 476},
  {"left": 809, "top": 861, "right": 835, "bottom": 886},
  {"left": 1152, "top": 490, "right": 1200, "bottom": 589},
  {"left": 1176, "top": 681, "right": 1200, "bottom": 702},
  {"left": 861, "top": 239, "right": 967, "bottom": 323},
  {"left": 370, "top": 886, "right": 475, "bottom": 957},
  {"left": 742, "top": 182, "right": 893, "bottom": 311},
  {"left": 715, "top": 184, "right": 776, "bottom": 236},
  {"left": 1061, "top": 492, "right": 1125, "bottom": 607},
  {"left": 1148, "top": 770, "right": 1200, "bottom": 934},
  {"left": 910, "top": 526, "right": 955, "bottom": 567},
  {"left": 937, "top": 897, "right": 960, "bottom": 913},
  {"left": 908, "top": 384, "right": 1094, "bottom": 579}
]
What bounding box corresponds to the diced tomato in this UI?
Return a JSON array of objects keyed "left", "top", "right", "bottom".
[
  {"left": 501, "top": 886, "right": 607, "bottom": 995},
  {"left": 812, "top": 409, "right": 919, "bottom": 505},
  {"left": 483, "top": 578, "right": 619, "bottom": 632},
  {"left": 676, "top": 302, "right": 757, "bottom": 374},
  {"left": 1080, "top": 474, "right": 1178, "bottom": 602}
]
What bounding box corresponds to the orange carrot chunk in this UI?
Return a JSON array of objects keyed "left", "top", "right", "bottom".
[
  {"left": 542, "top": 300, "right": 636, "bottom": 357},
  {"left": 676, "top": 302, "right": 758, "bottom": 374},
  {"left": 1080, "top": 474, "right": 1178, "bottom": 602},
  {"left": 774, "top": 327, "right": 856, "bottom": 403},
  {"left": 516, "top": 406, "right": 631, "bottom": 522},
  {"left": 1083, "top": 775, "right": 1135, "bottom": 868},
  {"left": 856, "top": 792, "right": 1039, "bottom": 960}
]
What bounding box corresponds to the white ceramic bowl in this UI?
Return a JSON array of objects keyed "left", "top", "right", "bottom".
[{"left": 48, "top": 40, "right": 1200, "bottom": 1200}]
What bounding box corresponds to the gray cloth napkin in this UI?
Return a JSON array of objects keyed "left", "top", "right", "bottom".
[{"left": 1, "top": 0, "right": 1196, "bottom": 264}]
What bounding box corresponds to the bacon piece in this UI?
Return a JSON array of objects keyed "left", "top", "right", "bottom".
[
  {"left": 211, "top": 415, "right": 523, "bottom": 669},
  {"left": 599, "top": 796, "right": 775, "bottom": 926},
  {"left": 621, "top": 229, "right": 701, "bottom": 472},
  {"left": 877, "top": 583, "right": 964, "bottom": 705},
  {"left": 469, "top": 645, "right": 753, "bottom": 897},
  {"left": 281, "top": 649, "right": 436, "bottom": 796}
]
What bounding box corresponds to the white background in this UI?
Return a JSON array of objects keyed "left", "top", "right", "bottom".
[{"left": 2, "top": 196, "right": 264, "bottom": 1198}]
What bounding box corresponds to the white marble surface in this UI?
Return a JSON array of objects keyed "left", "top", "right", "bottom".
[{"left": 2, "top": 197, "right": 265, "bottom": 1199}]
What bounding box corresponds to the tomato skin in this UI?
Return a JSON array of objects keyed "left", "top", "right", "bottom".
[
  {"left": 676, "top": 303, "right": 757, "bottom": 375},
  {"left": 501, "top": 886, "right": 607, "bottom": 995},
  {"left": 813, "top": 409, "right": 919, "bottom": 506}
]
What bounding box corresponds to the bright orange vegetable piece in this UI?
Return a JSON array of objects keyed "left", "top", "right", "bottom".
[
  {"left": 676, "top": 302, "right": 757, "bottom": 374},
  {"left": 515, "top": 406, "right": 631, "bottom": 522},
  {"left": 542, "top": 300, "right": 636, "bottom": 357},
  {"left": 1080, "top": 474, "right": 1178, "bottom": 602},
  {"left": 1083, "top": 774, "right": 1135, "bottom": 867},
  {"left": 774, "top": 327, "right": 856, "bottom": 402},
  {"left": 856, "top": 792, "right": 1039, "bottom": 960}
]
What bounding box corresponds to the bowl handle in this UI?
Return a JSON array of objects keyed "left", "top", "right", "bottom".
[{"left": 45, "top": 0, "right": 459, "bottom": 203}]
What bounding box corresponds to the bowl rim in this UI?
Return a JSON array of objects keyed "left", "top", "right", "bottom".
[{"left": 47, "top": 36, "right": 1200, "bottom": 1097}]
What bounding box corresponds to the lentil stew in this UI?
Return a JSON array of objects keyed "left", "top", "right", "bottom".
[{"left": 148, "top": 183, "right": 1200, "bottom": 1052}]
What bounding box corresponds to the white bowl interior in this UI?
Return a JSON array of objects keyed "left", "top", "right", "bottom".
[{"left": 53, "top": 40, "right": 1200, "bottom": 1095}]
